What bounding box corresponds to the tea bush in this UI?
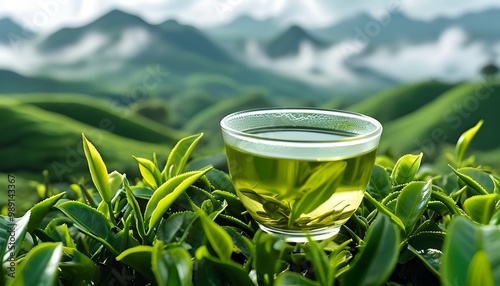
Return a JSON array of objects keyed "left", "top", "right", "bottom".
[{"left": 2, "top": 120, "right": 500, "bottom": 285}]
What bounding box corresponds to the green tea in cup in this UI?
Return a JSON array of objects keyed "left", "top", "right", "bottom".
[{"left": 221, "top": 108, "right": 382, "bottom": 242}]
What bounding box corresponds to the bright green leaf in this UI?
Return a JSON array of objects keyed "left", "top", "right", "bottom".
[
  {"left": 146, "top": 166, "right": 212, "bottom": 233},
  {"left": 8, "top": 242, "right": 63, "bottom": 286},
  {"left": 198, "top": 209, "right": 233, "bottom": 261},
  {"left": 367, "top": 164, "right": 392, "bottom": 201},
  {"left": 116, "top": 245, "right": 155, "bottom": 282},
  {"left": 395, "top": 181, "right": 432, "bottom": 234},
  {"left": 133, "top": 156, "right": 161, "bottom": 189},
  {"left": 45, "top": 223, "right": 76, "bottom": 248},
  {"left": 467, "top": 250, "right": 494, "bottom": 286},
  {"left": 305, "top": 236, "right": 333, "bottom": 286},
  {"left": 124, "top": 179, "right": 147, "bottom": 241},
  {"left": 108, "top": 171, "right": 124, "bottom": 196},
  {"left": 391, "top": 153, "right": 423, "bottom": 185},
  {"left": 56, "top": 201, "right": 118, "bottom": 255},
  {"left": 1, "top": 210, "right": 31, "bottom": 264},
  {"left": 459, "top": 168, "right": 496, "bottom": 194},
  {"left": 363, "top": 192, "right": 406, "bottom": 231},
  {"left": 253, "top": 230, "right": 285, "bottom": 285},
  {"left": 450, "top": 166, "right": 489, "bottom": 196},
  {"left": 341, "top": 214, "right": 400, "bottom": 286},
  {"left": 463, "top": 193, "right": 500, "bottom": 224},
  {"left": 82, "top": 134, "right": 112, "bottom": 203},
  {"left": 152, "top": 241, "right": 193, "bottom": 286},
  {"left": 456, "top": 120, "right": 483, "bottom": 166},
  {"left": 441, "top": 216, "right": 500, "bottom": 286},
  {"left": 27, "top": 192, "right": 65, "bottom": 233},
  {"left": 162, "top": 133, "right": 203, "bottom": 180}
]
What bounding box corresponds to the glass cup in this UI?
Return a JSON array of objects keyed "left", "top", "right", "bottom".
[{"left": 220, "top": 108, "right": 382, "bottom": 242}]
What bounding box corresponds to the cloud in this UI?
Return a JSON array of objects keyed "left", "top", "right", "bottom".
[
  {"left": 243, "top": 39, "right": 358, "bottom": 86},
  {"left": 0, "top": 26, "right": 151, "bottom": 79},
  {"left": 360, "top": 27, "right": 492, "bottom": 82},
  {"left": 3, "top": 0, "right": 500, "bottom": 33}
]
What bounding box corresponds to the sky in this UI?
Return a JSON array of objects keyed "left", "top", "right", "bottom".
[{"left": 2, "top": 0, "right": 500, "bottom": 34}]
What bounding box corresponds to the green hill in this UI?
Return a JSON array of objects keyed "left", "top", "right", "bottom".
[
  {"left": 184, "top": 93, "right": 275, "bottom": 150},
  {"left": 0, "top": 99, "right": 172, "bottom": 181},
  {"left": 379, "top": 82, "right": 500, "bottom": 159},
  {"left": 348, "top": 80, "right": 455, "bottom": 124},
  {"left": 15, "top": 94, "right": 184, "bottom": 145}
]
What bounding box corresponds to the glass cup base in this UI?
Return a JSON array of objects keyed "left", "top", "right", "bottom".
[{"left": 257, "top": 223, "right": 341, "bottom": 243}]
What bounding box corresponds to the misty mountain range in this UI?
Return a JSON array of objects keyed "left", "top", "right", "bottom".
[{"left": 0, "top": 8, "right": 499, "bottom": 102}]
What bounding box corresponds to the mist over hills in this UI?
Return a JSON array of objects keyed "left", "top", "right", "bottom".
[{"left": 1, "top": 6, "right": 500, "bottom": 181}]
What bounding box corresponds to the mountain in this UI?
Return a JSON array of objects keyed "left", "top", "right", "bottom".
[
  {"left": 204, "top": 15, "right": 281, "bottom": 41},
  {"left": 29, "top": 9, "right": 331, "bottom": 103},
  {"left": 347, "top": 80, "right": 456, "bottom": 124},
  {"left": 17, "top": 94, "right": 184, "bottom": 145},
  {"left": 0, "top": 69, "right": 113, "bottom": 96},
  {"left": 0, "top": 18, "right": 35, "bottom": 45},
  {"left": 0, "top": 98, "right": 170, "bottom": 180},
  {"left": 312, "top": 9, "right": 500, "bottom": 50},
  {"left": 265, "top": 25, "right": 329, "bottom": 58},
  {"left": 380, "top": 82, "right": 500, "bottom": 158}
]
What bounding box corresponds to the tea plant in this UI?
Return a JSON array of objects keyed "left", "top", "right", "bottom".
[{"left": 2, "top": 120, "right": 500, "bottom": 285}]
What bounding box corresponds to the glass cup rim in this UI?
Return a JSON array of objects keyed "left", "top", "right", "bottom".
[{"left": 220, "top": 107, "right": 382, "bottom": 145}]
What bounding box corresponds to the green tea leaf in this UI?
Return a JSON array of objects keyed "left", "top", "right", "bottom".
[
  {"left": 194, "top": 245, "right": 254, "bottom": 286},
  {"left": 157, "top": 211, "right": 197, "bottom": 245},
  {"left": 152, "top": 241, "right": 193, "bottom": 286},
  {"left": 108, "top": 171, "right": 124, "bottom": 196},
  {"left": 224, "top": 226, "right": 253, "bottom": 258},
  {"left": 363, "top": 192, "right": 406, "bottom": 231},
  {"left": 289, "top": 161, "right": 347, "bottom": 226},
  {"left": 467, "top": 250, "right": 494, "bottom": 286},
  {"left": 1, "top": 210, "right": 31, "bottom": 264},
  {"left": 275, "top": 272, "right": 320, "bottom": 286},
  {"left": 133, "top": 187, "right": 154, "bottom": 199},
  {"left": 198, "top": 209, "right": 233, "bottom": 261},
  {"left": 82, "top": 134, "right": 112, "bottom": 203},
  {"left": 27, "top": 192, "right": 66, "bottom": 233},
  {"left": 162, "top": 133, "right": 203, "bottom": 180},
  {"left": 124, "top": 179, "right": 147, "bottom": 241},
  {"left": 7, "top": 242, "right": 63, "bottom": 286},
  {"left": 456, "top": 120, "right": 483, "bottom": 166},
  {"left": 441, "top": 216, "right": 500, "bottom": 286},
  {"left": 391, "top": 153, "right": 423, "bottom": 185},
  {"left": 133, "top": 156, "right": 162, "bottom": 189},
  {"left": 341, "top": 214, "right": 400, "bottom": 286},
  {"left": 59, "top": 246, "right": 99, "bottom": 284},
  {"left": 367, "top": 164, "right": 391, "bottom": 200},
  {"left": 463, "top": 193, "right": 500, "bottom": 224},
  {"left": 146, "top": 166, "right": 212, "bottom": 233},
  {"left": 116, "top": 245, "right": 155, "bottom": 282},
  {"left": 206, "top": 168, "right": 237, "bottom": 195},
  {"left": 56, "top": 201, "right": 118, "bottom": 255},
  {"left": 254, "top": 230, "right": 285, "bottom": 285},
  {"left": 457, "top": 167, "right": 497, "bottom": 195},
  {"left": 305, "top": 236, "right": 334, "bottom": 286},
  {"left": 395, "top": 181, "right": 432, "bottom": 234},
  {"left": 45, "top": 223, "right": 76, "bottom": 248},
  {"left": 450, "top": 166, "right": 489, "bottom": 196}
]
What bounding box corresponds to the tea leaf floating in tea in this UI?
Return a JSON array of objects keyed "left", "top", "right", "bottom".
[{"left": 288, "top": 161, "right": 347, "bottom": 227}]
